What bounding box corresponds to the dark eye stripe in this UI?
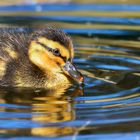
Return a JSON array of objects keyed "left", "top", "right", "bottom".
[
  {"left": 36, "top": 41, "right": 52, "bottom": 52},
  {"left": 36, "top": 41, "right": 68, "bottom": 62}
]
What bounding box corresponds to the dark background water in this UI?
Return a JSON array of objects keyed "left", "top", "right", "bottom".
[{"left": 1, "top": 1, "right": 140, "bottom": 140}]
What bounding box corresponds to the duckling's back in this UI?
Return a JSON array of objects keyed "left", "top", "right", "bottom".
[{"left": 0, "top": 27, "right": 46, "bottom": 87}]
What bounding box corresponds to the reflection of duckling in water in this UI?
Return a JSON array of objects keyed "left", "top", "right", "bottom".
[
  {"left": 0, "top": 86, "right": 83, "bottom": 137},
  {"left": 0, "top": 27, "right": 83, "bottom": 89}
]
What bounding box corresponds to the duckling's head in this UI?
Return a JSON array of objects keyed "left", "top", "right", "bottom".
[{"left": 28, "top": 27, "right": 83, "bottom": 86}]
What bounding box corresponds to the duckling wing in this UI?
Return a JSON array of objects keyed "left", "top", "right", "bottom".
[{"left": 0, "top": 44, "right": 19, "bottom": 81}]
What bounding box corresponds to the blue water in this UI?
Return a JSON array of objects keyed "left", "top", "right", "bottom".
[
  {"left": 1, "top": 1, "right": 140, "bottom": 140},
  {"left": 2, "top": 3, "right": 140, "bottom": 11}
]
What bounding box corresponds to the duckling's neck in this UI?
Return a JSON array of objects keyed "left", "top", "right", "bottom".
[
  {"left": 12, "top": 61, "right": 72, "bottom": 89},
  {"left": 44, "top": 70, "right": 72, "bottom": 89}
]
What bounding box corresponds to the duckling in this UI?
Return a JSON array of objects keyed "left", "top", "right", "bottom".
[{"left": 0, "top": 27, "right": 83, "bottom": 89}]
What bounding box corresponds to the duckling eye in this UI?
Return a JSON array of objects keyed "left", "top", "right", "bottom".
[
  {"left": 52, "top": 48, "right": 60, "bottom": 56},
  {"left": 36, "top": 41, "right": 61, "bottom": 57}
]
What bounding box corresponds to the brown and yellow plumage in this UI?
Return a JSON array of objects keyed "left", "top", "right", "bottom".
[{"left": 0, "top": 27, "right": 83, "bottom": 89}]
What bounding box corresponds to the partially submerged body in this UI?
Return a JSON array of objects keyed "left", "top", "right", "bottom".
[{"left": 0, "top": 27, "right": 83, "bottom": 89}]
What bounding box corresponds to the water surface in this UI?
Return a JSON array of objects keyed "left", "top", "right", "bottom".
[{"left": 1, "top": 1, "right": 140, "bottom": 140}]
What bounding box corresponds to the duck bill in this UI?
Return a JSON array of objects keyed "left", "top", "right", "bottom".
[{"left": 63, "top": 61, "right": 84, "bottom": 84}]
